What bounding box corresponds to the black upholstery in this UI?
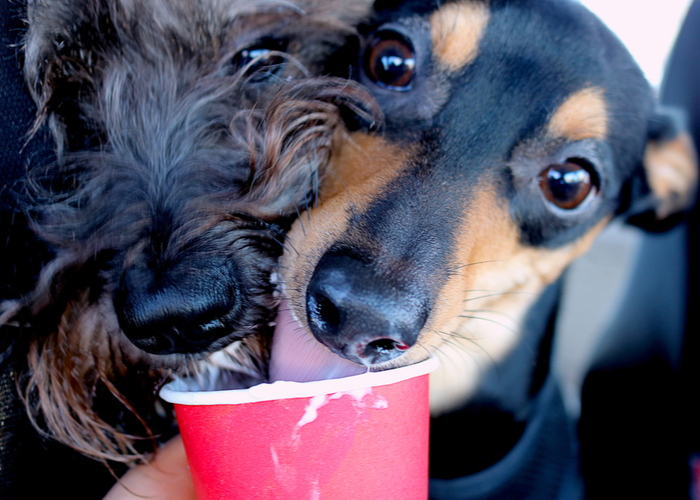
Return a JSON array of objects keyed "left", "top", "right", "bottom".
[
  {"left": 579, "top": 2, "right": 700, "bottom": 498},
  {"left": 0, "top": 2, "right": 119, "bottom": 497}
]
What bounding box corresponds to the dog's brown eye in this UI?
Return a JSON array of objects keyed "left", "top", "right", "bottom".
[
  {"left": 365, "top": 31, "right": 415, "bottom": 90},
  {"left": 539, "top": 160, "right": 598, "bottom": 210}
]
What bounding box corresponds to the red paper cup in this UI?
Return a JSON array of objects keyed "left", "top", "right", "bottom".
[{"left": 160, "top": 356, "right": 438, "bottom": 500}]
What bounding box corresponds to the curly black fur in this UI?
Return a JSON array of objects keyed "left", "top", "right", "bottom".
[{"left": 0, "top": 0, "right": 377, "bottom": 464}]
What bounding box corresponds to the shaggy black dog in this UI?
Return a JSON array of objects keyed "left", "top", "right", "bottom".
[{"left": 0, "top": 0, "right": 375, "bottom": 467}]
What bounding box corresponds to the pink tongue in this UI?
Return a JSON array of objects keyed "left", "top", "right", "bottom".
[{"left": 269, "top": 301, "right": 366, "bottom": 382}]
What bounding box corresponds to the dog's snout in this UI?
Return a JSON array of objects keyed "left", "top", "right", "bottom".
[
  {"left": 115, "top": 260, "right": 238, "bottom": 355},
  {"left": 306, "top": 252, "right": 427, "bottom": 366}
]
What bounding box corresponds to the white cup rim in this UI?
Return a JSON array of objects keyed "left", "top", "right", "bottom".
[{"left": 160, "top": 356, "right": 439, "bottom": 406}]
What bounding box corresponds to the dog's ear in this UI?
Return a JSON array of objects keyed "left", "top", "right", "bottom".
[
  {"left": 23, "top": 0, "right": 112, "bottom": 152},
  {"left": 240, "top": 78, "right": 380, "bottom": 220},
  {"left": 624, "top": 106, "right": 698, "bottom": 231}
]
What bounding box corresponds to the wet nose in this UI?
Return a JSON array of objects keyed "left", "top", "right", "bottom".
[
  {"left": 114, "top": 259, "right": 238, "bottom": 355},
  {"left": 305, "top": 251, "right": 428, "bottom": 365}
]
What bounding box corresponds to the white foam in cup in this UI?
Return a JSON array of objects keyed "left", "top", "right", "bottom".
[{"left": 161, "top": 355, "right": 438, "bottom": 405}]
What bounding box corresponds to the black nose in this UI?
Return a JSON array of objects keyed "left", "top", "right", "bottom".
[
  {"left": 114, "top": 259, "right": 238, "bottom": 355},
  {"left": 306, "top": 251, "right": 428, "bottom": 365}
]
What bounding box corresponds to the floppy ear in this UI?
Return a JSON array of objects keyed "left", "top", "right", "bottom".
[
  {"left": 625, "top": 106, "right": 698, "bottom": 231},
  {"left": 23, "top": 0, "right": 111, "bottom": 152}
]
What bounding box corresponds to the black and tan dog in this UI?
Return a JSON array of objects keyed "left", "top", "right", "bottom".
[
  {"left": 276, "top": 0, "right": 698, "bottom": 497},
  {"left": 0, "top": 0, "right": 378, "bottom": 470}
]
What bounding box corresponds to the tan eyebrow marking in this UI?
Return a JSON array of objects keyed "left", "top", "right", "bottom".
[
  {"left": 547, "top": 87, "right": 609, "bottom": 141},
  {"left": 430, "top": 1, "right": 490, "bottom": 71}
]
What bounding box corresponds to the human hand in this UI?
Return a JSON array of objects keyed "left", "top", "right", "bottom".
[{"left": 103, "top": 435, "right": 196, "bottom": 500}]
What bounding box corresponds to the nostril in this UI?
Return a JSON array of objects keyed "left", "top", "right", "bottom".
[
  {"left": 306, "top": 250, "right": 430, "bottom": 365},
  {"left": 308, "top": 290, "right": 342, "bottom": 333}
]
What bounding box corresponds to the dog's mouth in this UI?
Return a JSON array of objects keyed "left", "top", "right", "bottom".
[
  {"left": 126, "top": 323, "right": 238, "bottom": 356},
  {"left": 268, "top": 300, "right": 366, "bottom": 382}
]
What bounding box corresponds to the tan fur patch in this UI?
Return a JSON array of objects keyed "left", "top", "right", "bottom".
[
  {"left": 420, "top": 188, "right": 610, "bottom": 414},
  {"left": 430, "top": 1, "right": 490, "bottom": 71},
  {"left": 280, "top": 132, "right": 411, "bottom": 325},
  {"left": 547, "top": 87, "right": 609, "bottom": 142},
  {"left": 644, "top": 131, "right": 698, "bottom": 219}
]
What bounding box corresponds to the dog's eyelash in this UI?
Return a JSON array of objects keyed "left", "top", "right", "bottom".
[{"left": 231, "top": 39, "right": 290, "bottom": 79}]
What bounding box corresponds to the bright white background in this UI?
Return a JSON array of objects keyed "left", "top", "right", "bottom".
[{"left": 580, "top": 0, "right": 694, "bottom": 88}]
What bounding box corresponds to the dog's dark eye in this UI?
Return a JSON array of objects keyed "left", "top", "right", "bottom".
[
  {"left": 365, "top": 31, "right": 416, "bottom": 90},
  {"left": 539, "top": 160, "right": 598, "bottom": 210},
  {"left": 233, "top": 39, "right": 288, "bottom": 81}
]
